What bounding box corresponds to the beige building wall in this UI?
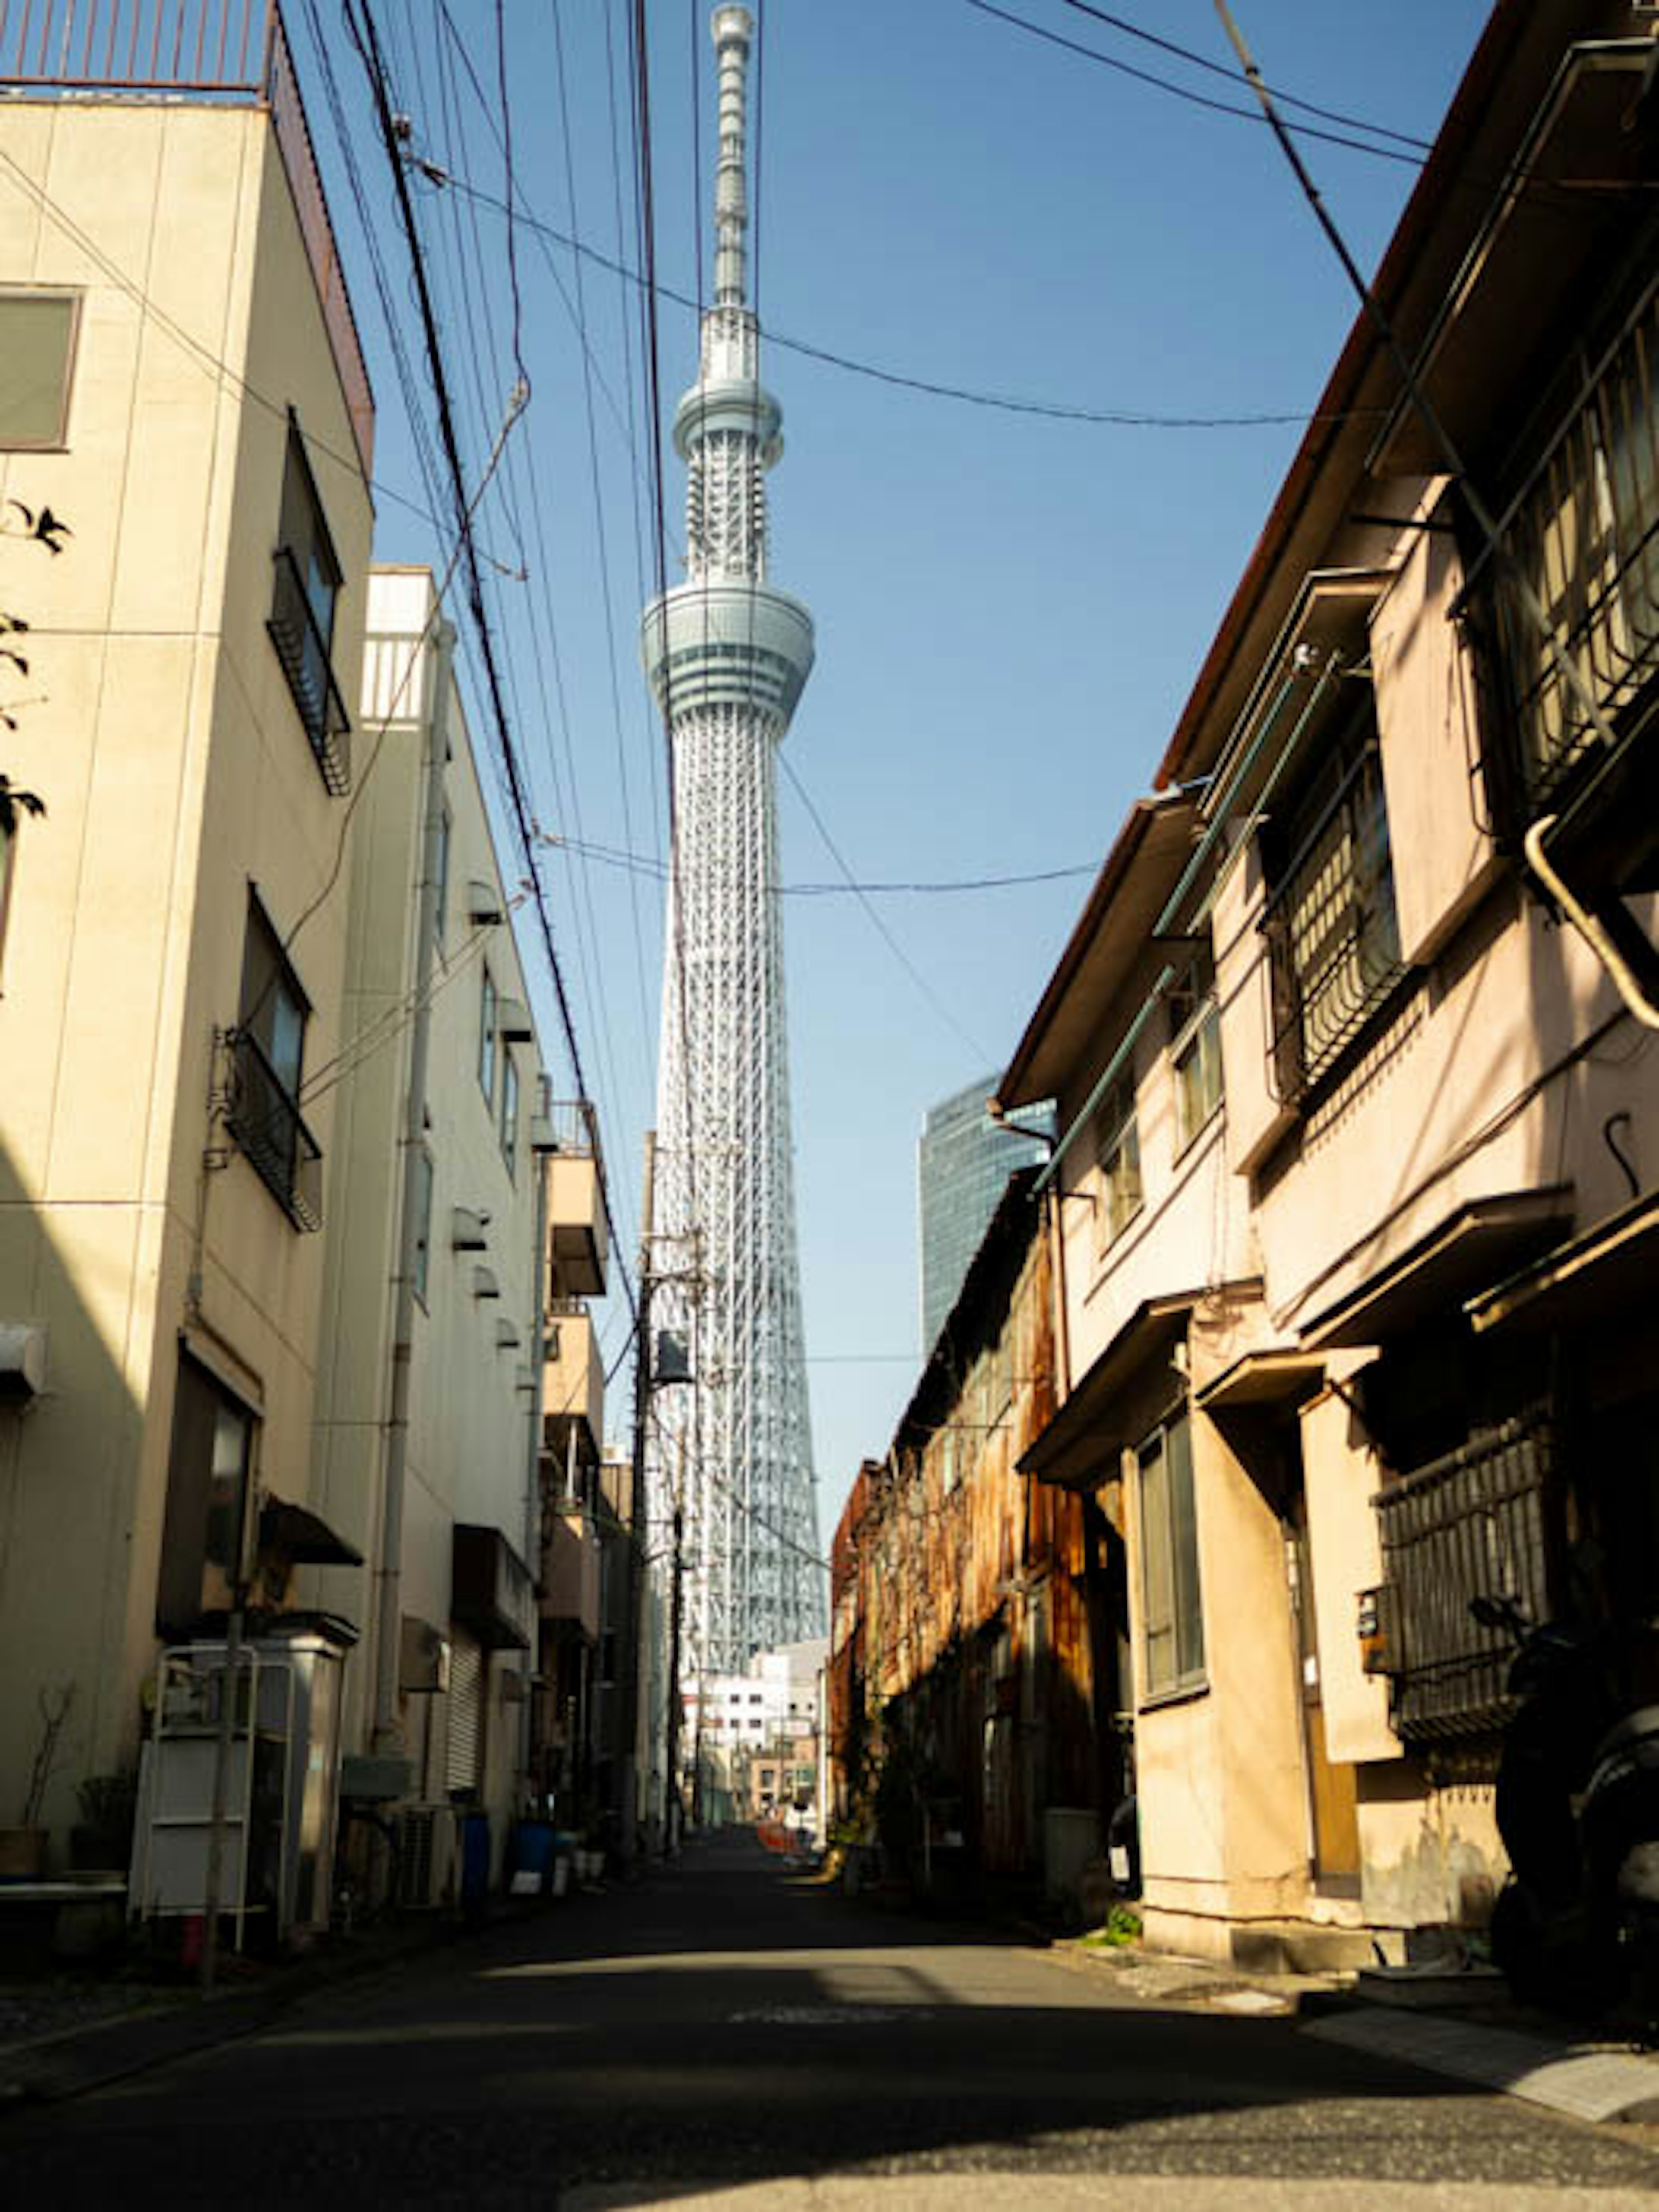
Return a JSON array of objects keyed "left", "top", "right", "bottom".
[
  {"left": 0, "top": 97, "right": 371, "bottom": 1839},
  {"left": 308, "top": 568, "right": 545, "bottom": 1850}
]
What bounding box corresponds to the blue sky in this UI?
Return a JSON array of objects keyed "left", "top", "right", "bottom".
[{"left": 296, "top": 0, "right": 1493, "bottom": 1549}]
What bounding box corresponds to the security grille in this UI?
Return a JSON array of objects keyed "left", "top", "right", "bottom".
[
  {"left": 1470, "top": 280, "right": 1659, "bottom": 830},
  {"left": 1262, "top": 730, "right": 1407, "bottom": 1101},
  {"left": 1373, "top": 1412, "right": 1554, "bottom": 1740},
  {"left": 444, "top": 1632, "right": 483, "bottom": 1795}
]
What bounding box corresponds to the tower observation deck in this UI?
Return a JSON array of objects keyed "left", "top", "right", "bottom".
[{"left": 642, "top": 6, "right": 824, "bottom": 1678}]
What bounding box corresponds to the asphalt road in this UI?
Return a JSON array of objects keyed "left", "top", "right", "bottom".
[{"left": 10, "top": 1830, "right": 1659, "bottom": 2207}]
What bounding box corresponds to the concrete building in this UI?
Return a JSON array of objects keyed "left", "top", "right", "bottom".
[
  {"left": 692, "top": 1635, "right": 826, "bottom": 1825},
  {"left": 305, "top": 567, "right": 552, "bottom": 1894},
  {"left": 0, "top": 11, "right": 374, "bottom": 1868},
  {"left": 918, "top": 1075, "right": 1054, "bottom": 1356},
  {"left": 995, "top": 0, "right": 1659, "bottom": 1966}
]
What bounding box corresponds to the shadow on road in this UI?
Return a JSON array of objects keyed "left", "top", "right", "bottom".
[{"left": 7, "top": 1829, "right": 1659, "bottom": 2204}]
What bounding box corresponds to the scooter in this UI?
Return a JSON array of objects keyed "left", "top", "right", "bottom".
[{"left": 1473, "top": 1593, "right": 1659, "bottom": 2028}]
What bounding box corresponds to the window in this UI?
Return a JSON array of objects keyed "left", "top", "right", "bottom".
[
  {"left": 433, "top": 808, "right": 451, "bottom": 948},
  {"left": 267, "top": 418, "right": 350, "bottom": 794},
  {"left": 1472, "top": 281, "right": 1658, "bottom": 830},
  {"left": 1168, "top": 947, "right": 1223, "bottom": 1151},
  {"left": 227, "top": 895, "right": 323, "bottom": 1230},
  {"left": 412, "top": 1147, "right": 435, "bottom": 1307},
  {"left": 478, "top": 966, "right": 497, "bottom": 1105},
  {"left": 0, "top": 815, "right": 16, "bottom": 985},
  {"left": 500, "top": 1049, "right": 519, "bottom": 1176},
  {"left": 1371, "top": 1412, "right": 1552, "bottom": 1742},
  {"left": 1137, "top": 1408, "right": 1204, "bottom": 1699},
  {"left": 1095, "top": 1071, "right": 1142, "bottom": 1249},
  {"left": 156, "top": 1354, "right": 257, "bottom": 1637},
  {"left": 0, "top": 291, "right": 80, "bottom": 448},
  {"left": 1261, "top": 698, "right": 1405, "bottom": 1102}
]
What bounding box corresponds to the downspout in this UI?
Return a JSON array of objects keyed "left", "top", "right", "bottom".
[
  {"left": 372, "top": 616, "right": 458, "bottom": 1754},
  {"left": 521, "top": 1137, "right": 550, "bottom": 1795},
  {"left": 1524, "top": 817, "right": 1659, "bottom": 1031}
]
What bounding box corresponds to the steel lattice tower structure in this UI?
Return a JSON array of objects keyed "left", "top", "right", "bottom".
[{"left": 641, "top": 6, "right": 824, "bottom": 1678}]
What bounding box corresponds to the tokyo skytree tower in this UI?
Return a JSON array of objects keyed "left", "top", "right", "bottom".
[{"left": 641, "top": 6, "right": 824, "bottom": 1675}]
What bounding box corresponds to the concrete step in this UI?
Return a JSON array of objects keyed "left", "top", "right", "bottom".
[{"left": 1228, "top": 1920, "right": 1377, "bottom": 1975}]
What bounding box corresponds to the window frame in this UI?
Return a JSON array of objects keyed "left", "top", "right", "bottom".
[
  {"left": 1094, "top": 1070, "right": 1143, "bottom": 1252},
  {"left": 1135, "top": 1405, "right": 1206, "bottom": 1703},
  {"left": 228, "top": 890, "right": 324, "bottom": 1231},
  {"left": 1167, "top": 947, "right": 1224, "bottom": 1155},
  {"left": 0, "top": 814, "right": 16, "bottom": 986},
  {"left": 268, "top": 413, "right": 351, "bottom": 795},
  {"left": 433, "top": 807, "right": 451, "bottom": 950},
  {"left": 478, "top": 965, "right": 498, "bottom": 1107},
  {"left": 156, "top": 1352, "right": 259, "bottom": 1637},
  {"left": 411, "top": 1144, "right": 435, "bottom": 1309},
  {"left": 500, "top": 1047, "right": 519, "bottom": 1176},
  {"left": 1259, "top": 695, "right": 1405, "bottom": 1105},
  {"left": 0, "top": 288, "right": 82, "bottom": 451}
]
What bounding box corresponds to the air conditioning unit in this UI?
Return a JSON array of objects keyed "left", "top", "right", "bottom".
[
  {"left": 0, "top": 1323, "right": 47, "bottom": 1402},
  {"left": 393, "top": 1804, "right": 461, "bottom": 1910},
  {"left": 399, "top": 1615, "right": 451, "bottom": 1695}
]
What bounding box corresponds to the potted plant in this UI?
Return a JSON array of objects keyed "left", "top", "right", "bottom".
[
  {"left": 70, "top": 1770, "right": 138, "bottom": 1874},
  {"left": 0, "top": 1681, "right": 75, "bottom": 1880}
]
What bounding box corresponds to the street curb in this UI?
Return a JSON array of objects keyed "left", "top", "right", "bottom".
[
  {"left": 0, "top": 1914, "right": 482, "bottom": 2110},
  {"left": 1301, "top": 2002, "right": 1659, "bottom": 2126}
]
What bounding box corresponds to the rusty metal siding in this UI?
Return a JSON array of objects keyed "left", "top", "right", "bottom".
[{"left": 831, "top": 1189, "right": 1101, "bottom": 1873}]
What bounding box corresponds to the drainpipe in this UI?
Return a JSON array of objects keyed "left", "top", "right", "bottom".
[
  {"left": 520, "top": 1139, "right": 550, "bottom": 1796},
  {"left": 372, "top": 615, "right": 458, "bottom": 1754}
]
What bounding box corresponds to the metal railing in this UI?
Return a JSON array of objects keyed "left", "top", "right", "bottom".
[
  {"left": 1261, "top": 738, "right": 1407, "bottom": 1100},
  {"left": 1372, "top": 1413, "right": 1554, "bottom": 1742},
  {"left": 267, "top": 544, "right": 350, "bottom": 795},
  {"left": 0, "top": 2, "right": 374, "bottom": 477},
  {"left": 225, "top": 1025, "right": 323, "bottom": 1231},
  {"left": 537, "top": 1096, "right": 601, "bottom": 1156},
  {"left": 1467, "top": 282, "right": 1658, "bottom": 830}
]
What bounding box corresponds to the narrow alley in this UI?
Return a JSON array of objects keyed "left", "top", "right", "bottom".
[{"left": 7, "top": 1831, "right": 1659, "bottom": 2206}]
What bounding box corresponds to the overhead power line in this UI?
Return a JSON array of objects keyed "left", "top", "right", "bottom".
[
  {"left": 537, "top": 826, "right": 1098, "bottom": 897},
  {"left": 343, "top": 0, "right": 638, "bottom": 1327},
  {"left": 431, "top": 171, "right": 1389, "bottom": 433}
]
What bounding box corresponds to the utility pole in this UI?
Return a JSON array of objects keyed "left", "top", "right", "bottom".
[
  {"left": 664, "top": 1434, "right": 687, "bottom": 1852},
  {"left": 620, "top": 1132, "right": 656, "bottom": 1863}
]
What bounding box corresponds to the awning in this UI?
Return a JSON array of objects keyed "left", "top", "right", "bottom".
[
  {"left": 451, "top": 1522, "right": 534, "bottom": 1652},
  {"left": 1195, "top": 1348, "right": 1326, "bottom": 1415},
  {"left": 1017, "top": 1290, "right": 1201, "bottom": 1490},
  {"left": 259, "top": 1496, "right": 362, "bottom": 1567},
  {"left": 1465, "top": 1191, "right": 1659, "bottom": 1338},
  {"left": 1300, "top": 1188, "right": 1572, "bottom": 1351}
]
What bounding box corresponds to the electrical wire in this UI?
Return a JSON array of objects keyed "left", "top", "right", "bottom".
[
  {"left": 776, "top": 747, "right": 995, "bottom": 1068},
  {"left": 536, "top": 826, "right": 1100, "bottom": 897},
  {"left": 1055, "top": 0, "right": 1435, "bottom": 151},
  {"left": 432, "top": 171, "right": 1390, "bottom": 433},
  {"left": 345, "top": 0, "right": 638, "bottom": 1325},
  {"left": 963, "top": 0, "right": 1424, "bottom": 165}
]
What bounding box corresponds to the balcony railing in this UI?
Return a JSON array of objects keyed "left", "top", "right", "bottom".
[
  {"left": 1370, "top": 1414, "right": 1554, "bottom": 1742},
  {"left": 267, "top": 545, "right": 350, "bottom": 794},
  {"left": 1261, "top": 739, "right": 1407, "bottom": 1101},
  {"left": 224, "top": 1026, "right": 323, "bottom": 1231},
  {"left": 0, "top": 2, "right": 375, "bottom": 477},
  {"left": 1468, "top": 282, "right": 1659, "bottom": 833}
]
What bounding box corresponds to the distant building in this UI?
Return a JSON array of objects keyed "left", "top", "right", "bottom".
[{"left": 918, "top": 1078, "right": 1053, "bottom": 1354}]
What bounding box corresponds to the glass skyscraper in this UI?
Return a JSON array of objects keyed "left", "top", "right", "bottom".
[{"left": 918, "top": 1077, "right": 1055, "bottom": 1355}]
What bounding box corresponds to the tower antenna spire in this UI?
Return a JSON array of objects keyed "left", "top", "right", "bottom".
[
  {"left": 712, "top": 6, "right": 753, "bottom": 309},
  {"left": 640, "top": 5, "right": 824, "bottom": 1695}
]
